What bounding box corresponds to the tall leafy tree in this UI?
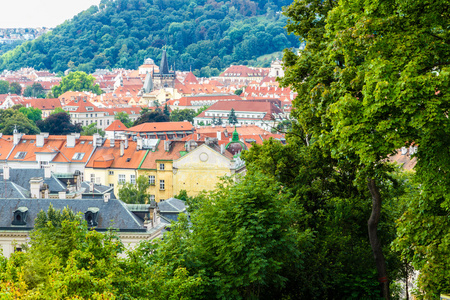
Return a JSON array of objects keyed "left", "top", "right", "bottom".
[
  {"left": 118, "top": 175, "right": 151, "bottom": 204},
  {"left": 114, "top": 111, "right": 133, "bottom": 128},
  {"left": 0, "top": 109, "right": 40, "bottom": 134},
  {"left": 133, "top": 110, "right": 170, "bottom": 126},
  {"left": 169, "top": 108, "right": 197, "bottom": 123},
  {"left": 23, "top": 83, "right": 46, "bottom": 98},
  {"left": 8, "top": 82, "right": 21, "bottom": 95},
  {"left": 51, "top": 71, "right": 102, "bottom": 97},
  {"left": 18, "top": 107, "right": 42, "bottom": 123},
  {"left": 37, "top": 112, "right": 81, "bottom": 134},
  {"left": 279, "top": 0, "right": 450, "bottom": 297},
  {"left": 81, "top": 122, "right": 105, "bottom": 136},
  {"left": 0, "top": 80, "right": 9, "bottom": 94}
]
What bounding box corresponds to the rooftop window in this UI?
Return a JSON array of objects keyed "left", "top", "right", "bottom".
[
  {"left": 72, "top": 153, "right": 85, "bottom": 160},
  {"left": 14, "top": 152, "right": 27, "bottom": 159}
]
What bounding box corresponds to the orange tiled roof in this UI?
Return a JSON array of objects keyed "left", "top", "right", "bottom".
[
  {"left": 126, "top": 121, "right": 193, "bottom": 133},
  {"left": 105, "top": 120, "right": 127, "bottom": 131},
  {"left": 139, "top": 140, "right": 186, "bottom": 170},
  {"left": 86, "top": 140, "right": 148, "bottom": 169}
]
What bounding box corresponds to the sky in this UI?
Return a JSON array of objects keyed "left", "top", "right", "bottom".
[{"left": 0, "top": 0, "right": 101, "bottom": 28}]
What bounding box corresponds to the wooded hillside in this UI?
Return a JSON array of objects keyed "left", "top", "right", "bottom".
[{"left": 0, "top": 0, "right": 297, "bottom": 73}]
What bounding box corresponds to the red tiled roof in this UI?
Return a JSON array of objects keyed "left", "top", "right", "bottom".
[
  {"left": 184, "top": 72, "right": 199, "bottom": 84},
  {"left": 126, "top": 121, "right": 193, "bottom": 133},
  {"left": 86, "top": 140, "right": 148, "bottom": 169},
  {"left": 196, "top": 101, "right": 283, "bottom": 121},
  {"left": 25, "top": 98, "right": 61, "bottom": 110},
  {"left": 220, "top": 65, "right": 270, "bottom": 78},
  {"left": 105, "top": 120, "right": 127, "bottom": 131}
]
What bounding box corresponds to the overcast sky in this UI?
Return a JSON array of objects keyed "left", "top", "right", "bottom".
[{"left": 0, "top": 0, "right": 101, "bottom": 28}]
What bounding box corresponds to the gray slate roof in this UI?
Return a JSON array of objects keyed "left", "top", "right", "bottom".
[
  {"left": 0, "top": 181, "right": 31, "bottom": 198},
  {"left": 81, "top": 182, "right": 117, "bottom": 199},
  {"left": 158, "top": 198, "right": 187, "bottom": 213},
  {"left": 0, "top": 198, "right": 145, "bottom": 232},
  {"left": 7, "top": 169, "right": 67, "bottom": 193}
]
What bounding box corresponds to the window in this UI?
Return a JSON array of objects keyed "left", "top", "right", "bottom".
[
  {"left": 86, "top": 114, "right": 88, "bottom": 117},
  {"left": 14, "top": 152, "right": 27, "bottom": 159},
  {"left": 90, "top": 174, "right": 95, "bottom": 183},
  {"left": 159, "top": 163, "right": 165, "bottom": 170},
  {"left": 149, "top": 195, "right": 155, "bottom": 202},
  {"left": 130, "top": 174, "right": 136, "bottom": 184},
  {"left": 100, "top": 120, "right": 102, "bottom": 126},
  {"left": 109, "top": 183, "right": 114, "bottom": 188},
  {"left": 148, "top": 175, "right": 155, "bottom": 185},
  {"left": 80, "top": 141, "right": 85, "bottom": 144},
  {"left": 107, "top": 120, "right": 110, "bottom": 125},
  {"left": 159, "top": 180, "right": 165, "bottom": 190},
  {"left": 72, "top": 153, "right": 85, "bottom": 160},
  {"left": 109, "top": 171, "right": 114, "bottom": 175},
  {"left": 160, "top": 199, "right": 165, "bottom": 202},
  {"left": 118, "top": 174, "right": 126, "bottom": 184}
]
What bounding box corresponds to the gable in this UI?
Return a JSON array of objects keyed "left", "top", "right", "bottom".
[{"left": 173, "top": 144, "right": 231, "bottom": 170}]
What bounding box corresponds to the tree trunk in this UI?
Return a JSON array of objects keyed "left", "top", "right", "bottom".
[{"left": 367, "top": 178, "right": 390, "bottom": 299}]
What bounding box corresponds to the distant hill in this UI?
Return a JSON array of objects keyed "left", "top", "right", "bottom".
[{"left": 0, "top": 0, "right": 297, "bottom": 74}]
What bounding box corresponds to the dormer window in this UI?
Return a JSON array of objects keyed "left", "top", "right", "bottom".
[
  {"left": 12, "top": 207, "right": 28, "bottom": 226},
  {"left": 85, "top": 207, "right": 99, "bottom": 227}
]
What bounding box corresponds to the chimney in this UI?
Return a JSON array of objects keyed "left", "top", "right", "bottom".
[
  {"left": 221, "top": 143, "right": 225, "bottom": 154},
  {"left": 93, "top": 133, "right": 100, "bottom": 147},
  {"left": 217, "top": 131, "right": 221, "bottom": 141},
  {"left": 120, "top": 141, "right": 124, "bottom": 157},
  {"left": 13, "top": 131, "right": 23, "bottom": 145},
  {"left": 30, "top": 177, "right": 43, "bottom": 198},
  {"left": 196, "top": 133, "right": 200, "bottom": 140},
  {"left": 110, "top": 137, "right": 115, "bottom": 148},
  {"left": 36, "top": 133, "right": 46, "bottom": 147},
  {"left": 44, "top": 165, "right": 51, "bottom": 178},
  {"left": 124, "top": 138, "right": 128, "bottom": 149},
  {"left": 2, "top": 166, "right": 9, "bottom": 180},
  {"left": 59, "top": 191, "right": 66, "bottom": 199},
  {"left": 164, "top": 140, "right": 170, "bottom": 151},
  {"left": 137, "top": 137, "right": 143, "bottom": 151},
  {"left": 103, "top": 193, "right": 110, "bottom": 203},
  {"left": 66, "top": 135, "right": 76, "bottom": 148}
]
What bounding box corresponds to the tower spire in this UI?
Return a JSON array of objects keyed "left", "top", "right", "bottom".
[{"left": 160, "top": 49, "right": 169, "bottom": 75}]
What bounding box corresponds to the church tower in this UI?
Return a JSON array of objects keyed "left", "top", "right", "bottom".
[{"left": 152, "top": 49, "right": 175, "bottom": 89}]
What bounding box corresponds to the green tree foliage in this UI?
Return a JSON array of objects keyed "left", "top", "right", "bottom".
[
  {"left": 234, "top": 88, "right": 243, "bottom": 95},
  {"left": 8, "top": 82, "right": 21, "bottom": 95},
  {"left": 133, "top": 110, "right": 169, "bottom": 126},
  {"left": 228, "top": 108, "right": 238, "bottom": 125},
  {"left": 163, "top": 103, "right": 170, "bottom": 117},
  {"left": 114, "top": 111, "right": 133, "bottom": 128},
  {"left": 81, "top": 122, "right": 105, "bottom": 136},
  {"left": 51, "top": 107, "right": 67, "bottom": 115},
  {"left": 150, "top": 173, "right": 305, "bottom": 298},
  {"left": 23, "top": 83, "right": 46, "bottom": 98},
  {"left": 169, "top": 108, "right": 197, "bottom": 123},
  {"left": 0, "top": 80, "right": 9, "bottom": 94},
  {"left": 18, "top": 107, "right": 42, "bottom": 123},
  {"left": 0, "top": 109, "right": 40, "bottom": 134},
  {"left": 280, "top": 0, "right": 450, "bottom": 297},
  {"left": 37, "top": 112, "right": 81, "bottom": 134},
  {"left": 51, "top": 71, "right": 102, "bottom": 97},
  {"left": 0, "top": 0, "right": 298, "bottom": 73},
  {"left": 118, "top": 175, "right": 150, "bottom": 204}
]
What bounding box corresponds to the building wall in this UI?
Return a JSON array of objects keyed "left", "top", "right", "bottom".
[
  {"left": 84, "top": 168, "right": 138, "bottom": 197},
  {"left": 173, "top": 145, "right": 232, "bottom": 196},
  {"left": 138, "top": 160, "right": 174, "bottom": 202}
]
